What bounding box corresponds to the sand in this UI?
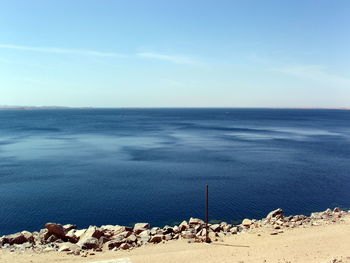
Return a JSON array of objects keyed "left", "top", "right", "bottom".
[{"left": 1, "top": 216, "right": 349, "bottom": 263}]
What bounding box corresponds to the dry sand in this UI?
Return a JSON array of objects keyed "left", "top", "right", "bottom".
[{"left": 1, "top": 216, "right": 349, "bottom": 263}]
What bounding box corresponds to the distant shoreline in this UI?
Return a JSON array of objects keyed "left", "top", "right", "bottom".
[{"left": 0, "top": 106, "right": 349, "bottom": 111}]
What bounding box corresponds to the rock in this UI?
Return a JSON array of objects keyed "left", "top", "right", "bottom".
[
  {"left": 173, "top": 225, "right": 180, "bottom": 233},
  {"left": 194, "top": 224, "right": 203, "bottom": 232},
  {"left": 45, "top": 223, "right": 67, "bottom": 240},
  {"left": 119, "top": 243, "right": 131, "bottom": 250},
  {"left": 80, "top": 226, "right": 102, "bottom": 240},
  {"left": 74, "top": 229, "right": 86, "bottom": 239},
  {"left": 17, "top": 242, "right": 33, "bottom": 250},
  {"left": 150, "top": 227, "right": 160, "bottom": 235},
  {"left": 138, "top": 230, "right": 151, "bottom": 244},
  {"left": 270, "top": 232, "right": 278, "bottom": 235},
  {"left": 21, "top": 231, "right": 34, "bottom": 243},
  {"left": 311, "top": 212, "right": 322, "bottom": 219},
  {"left": 126, "top": 234, "right": 137, "bottom": 243},
  {"left": 181, "top": 231, "right": 196, "bottom": 239},
  {"left": 333, "top": 207, "right": 341, "bottom": 213},
  {"left": 118, "top": 231, "right": 133, "bottom": 239},
  {"left": 189, "top": 218, "right": 204, "bottom": 225},
  {"left": 230, "top": 227, "right": 238, "bottom": 234},
  {"left": 65, "top": 229, "right": 79, "bottom": 243},
  {"left": 163, "top": 226, "right": 174, "bottom": 235},
  {"left": 242, "top": 219, "right": 252, "bottom": 226},
  {"left": 77, "top": 237, "right": 99, "bottom": 250},
  {"left": 46, "top": 235, "right": 59, "bottom": 243},
  {"left": 58, "top": 245, "right": 70, "bottom": 252},
  {"left": 164, "top": 234, "right": 173, "bottom": 241},
  {"left": 134, "top": 223, "right": 150, "bottom": 234},
  {"left": 149, "top": 235, "right": 163, "bottom": 243},
  {"left": 63, "top": 224, "right": 77, "bottom": 232},
  {"left": 58, "top": 242, "right": 80, "bottom": 252},
  {"left": 101, "top": 225, "right": 126, "bottom": 236},
  {"left": 266, "top": 208, "right": 284, "bottom": 221},
  {"left": 3, "top": 233, "right": 28, "bottom": 245},
  {"left": 106, "top": 236, "right": 124, "bottom": 250},
  {"left": 275, "top": 219, "right": 284, "bottom": 225},
  {"left": 179, "top": 221, "right": 189, "bottom": 231},
  {"left": 222, "top": 224, "right": 232, "bottom": 232},
  {"left": 196, "top": 228, "right": 207, "bottom": 237},
  {"left": 208, "top": 232, "right": 217, "bottom": 242}
]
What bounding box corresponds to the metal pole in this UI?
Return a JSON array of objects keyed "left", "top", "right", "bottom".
[{"left": 206, "top": 184, "right": 209, "bottom": 243}]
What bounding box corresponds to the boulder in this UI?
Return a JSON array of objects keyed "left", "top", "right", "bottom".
[
  {"left": 149, "top": 235, "right": 163, "bottom": 243},
  {"left": 194, "top": 224, "right": 203, "bottom": 232},
  {"left": 266, "top": 208, "right": 284, "bottom": 221},
  {"left": 179, "top": 221, "right": 189, "bottom": 231},
  {"left": 3, "top": 233, "right": 28, "bottom": 245},
  {"left": 119, "top": 243, "right": 131, "bottom": 250},
  {"left": 230, "top": 227, "right": 238, "bottom": 234},
  {"left": 181, "top": 231, "right": 196, "bottom": 239},
  {"left": 65, "top": 229, "right": 79, "bottom": 243},
  {"left": 126, "top": 234, "right": 137, "bottom": 243},
  {"left": 275, "top": 219, "right": 284, "bottom": 225},
  {"left": 210, "top": 224, "right": 221, "bottom": 232},
  {"left": 77, "top": 237, "right": 99, "bottom": 250},
  {"left": 101, "top": 225, "right": 125, "bottom": 237},
  {"left": 78, "top": 226, "right": 102, "bottom": 242},
  {"left": 63, "top": 224, "right": 77, "bottom": 232},
  {"left": 189, "top": 218, "right": 204, "bottom": 225},
  {"left": 134, "top": 223, "right": 150, "bottom": 234},
  {"left": 222, "top": 224, "right": 232, "bottom": 232},
  {"left": 164, "top": 234, "right": 173, "bottom": 241},
  {"left": 242, "top": 219, "right": 252, "bottom": 226},
  {"left": 45, "top": 223, "right": 67, "bottom": 240},
  {"left": 74, "top": 229, "right": 86, "bottom": 239},
  {"left": 120, "top": 231, "right": 133, "bottom": 238},
  {"left": 173, "top": 225, "right": 180, "bottom": 233},
  {"left": 333, "top": 207, "right": 341, "bottom": 213},
  {"left": 105, "top": 236, "right": 124, "bottom": 250},
  {"left": 46, "top": 235, "right": 59, "bottom": 243},
  {"left": 22, "top": 231, "right": 34, "bottom": 243},
  {"left": 58, "top": 242, "right": 80, "bottom": 252},
  {"left": 163, "top": 226, "right": 174, "bottom": 235},
  {"left": 196, "top": 228, "right": 207, "bottom": 237},
  {"left": 150, "top": 227, "right": 160, "bottom": 236},
  {"left": 138, "top": 230, "right": 150, "bottom": 244},
  {"left": 58, "top": 245, "right": 70, "bottom": 252}
]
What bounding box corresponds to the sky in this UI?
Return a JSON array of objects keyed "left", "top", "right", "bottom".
[{"left": 0, "top": 0, "right": 349, "bottom": 108}]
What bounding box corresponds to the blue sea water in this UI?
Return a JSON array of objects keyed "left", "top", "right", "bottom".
[{"left": 0, "top": 108, "right": 350, "bottom": 235}]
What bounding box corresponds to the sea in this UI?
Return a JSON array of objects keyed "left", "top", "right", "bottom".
[{"left": 1, "top": 108, "right": 350, "bottom": 235}]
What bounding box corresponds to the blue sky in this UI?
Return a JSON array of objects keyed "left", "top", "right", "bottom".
[{"left": 0, "top": 0, "right": 349, "bottom": 107}]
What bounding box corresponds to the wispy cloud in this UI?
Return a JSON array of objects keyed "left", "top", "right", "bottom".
[
  {"left": 0, "top": 44, "right": 125, "bottom": 58},
  {"left": 0, "top": 43, "right": 201, "bottom": 66},
  {"left": 268, "top": 64, "right": 350, "bottom": 87},
  {"left": 137, "top": 52, "right": 197, "bottom": 65}
]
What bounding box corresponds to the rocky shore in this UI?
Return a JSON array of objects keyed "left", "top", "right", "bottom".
[{"left": 1, "top": 207, "right": 349, "bottom": 258}]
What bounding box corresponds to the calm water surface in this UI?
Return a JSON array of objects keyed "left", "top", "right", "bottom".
[{"left": 1, "top": 108, "right": 350, "bottom": 235}]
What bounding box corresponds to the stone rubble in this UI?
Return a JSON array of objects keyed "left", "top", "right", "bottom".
[{"left": 0, "top": 207, "right": 348, "bottom": 257}]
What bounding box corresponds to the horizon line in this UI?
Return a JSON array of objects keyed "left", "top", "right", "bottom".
[{"left": 1, "top": 105, "right": 349, "bottom": 110}]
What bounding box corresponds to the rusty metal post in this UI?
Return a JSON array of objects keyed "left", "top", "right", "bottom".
[{"left": 206, "top": 184, "right": 209, "bottom": 243}]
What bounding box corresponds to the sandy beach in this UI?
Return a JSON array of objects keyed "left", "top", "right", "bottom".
[{"left": 1, "top": 213, "right": 349, "bottom": 263}]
